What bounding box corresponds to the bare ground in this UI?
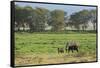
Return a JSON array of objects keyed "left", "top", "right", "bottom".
[{"left": 15, "top": 53, "right": 96, "bottom": 66}]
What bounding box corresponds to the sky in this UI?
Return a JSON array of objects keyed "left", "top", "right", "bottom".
[{"left": 15, "top": 2, "right": 96, "bottom": 15}]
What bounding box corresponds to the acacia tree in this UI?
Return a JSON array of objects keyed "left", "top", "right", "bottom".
[
  {"left": 30, "top": 7, "right": 49, "bottom": 32},
  {"left": 15, "top": 5, "right": 23, "bottom": 31},
  {"left": 15, "top": 6, "right": 49, "bottom": 32},
  {"left": 69, "top": 10, "right": 90, "bottom": 30},
  {"left": 15, "top": 5, "right": 33, "bottom": 31},
  {"left": 50, "top": 10, "right": 65, "bottom": 31},
  {"left": 22, "top": 6, "right": 34, "bottom": 31},
  {"left": 78, "top": 10, "right": 90, "bottom": 31},
  {"left": 89, "top": 9, "right": 97, "bottom": 30},
  {"left": 69, "top": 12, "right": 81, "bottom": 30}
]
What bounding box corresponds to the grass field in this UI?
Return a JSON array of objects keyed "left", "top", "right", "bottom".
[{"left": 15, "top": 32, "right": 97, "bottom": 66}]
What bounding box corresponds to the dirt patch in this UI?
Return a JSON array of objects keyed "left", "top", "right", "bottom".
[{"left": 15, "top": 53, "right": 96, "bottom": 66}]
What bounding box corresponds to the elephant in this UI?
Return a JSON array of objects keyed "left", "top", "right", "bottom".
[{"left": 65, "top": 41, "right": 79, "bottom": 53}]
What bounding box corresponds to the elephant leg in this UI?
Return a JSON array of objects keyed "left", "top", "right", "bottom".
[
  {"left": 76, "top": 48, "right": 78, "bottom": 52},
  {"left": 66, "top": 49, "right": 67, "bottom": 53},
  {"left": 72, "top": 50, "right": 73, "bottom": 53}
]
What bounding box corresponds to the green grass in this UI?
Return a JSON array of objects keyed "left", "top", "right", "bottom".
[{"left": 15, "top": 32, "right": 97, "bottom": 65}]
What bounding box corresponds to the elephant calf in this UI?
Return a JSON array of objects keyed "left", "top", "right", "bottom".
[{"left": 58, "top": 48, "right": 64, "bottom": 53}]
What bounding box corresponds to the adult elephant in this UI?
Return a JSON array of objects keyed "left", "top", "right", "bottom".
[{"left": 65, "top": 40, "right": 79, "bottom": 53}]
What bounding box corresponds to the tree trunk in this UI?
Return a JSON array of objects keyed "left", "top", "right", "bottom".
[
  {"left": 17, "top": 25, "right": 20, "bottom": 31},
  {"left": 93, "top": 23, "right": 96, "bottom": 30}
]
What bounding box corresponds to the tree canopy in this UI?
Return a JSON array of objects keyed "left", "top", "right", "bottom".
[{"left": 14, "top": 5, "right": 97, "bottom": 32}]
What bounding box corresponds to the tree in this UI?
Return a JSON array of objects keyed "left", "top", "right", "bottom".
[
  {"left": 69, "top": 10, "right": 90, "bottom": 30},
  {"left": 79, "top": 10, "right": 90, "bottom": 31},
  {"left": 31, "top": 7, "right": 49, "bottom": 32},
  {"left": 23, "top": 6, "right": 34, "bottom": 32},
  {"left": 50, "top": 10, "right": 65, "bottom": 31},
  {"left": 89, "top": 9, "right": 97, "bottom": 30},
  {"left": 15, "top": 5, "right": 23, "bottom": 31},
  {"left": 15, "top": 5, "right": 33, "bottom": 31},
  {"left": 69, "top": 12, "right": 81, "bottom": 30}
]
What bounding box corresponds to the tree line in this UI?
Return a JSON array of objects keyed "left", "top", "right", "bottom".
[{"left": 15, "top": 5, "right": 97, "bottom": 32}]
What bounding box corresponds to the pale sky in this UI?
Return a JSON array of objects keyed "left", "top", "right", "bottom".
[{"left": 15, "top": 2, "right": 96, "bottom": 15}]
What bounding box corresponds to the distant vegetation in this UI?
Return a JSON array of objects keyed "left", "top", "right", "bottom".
[{"left": 15, "top": 5, "right": 97, "bottom": 32}]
